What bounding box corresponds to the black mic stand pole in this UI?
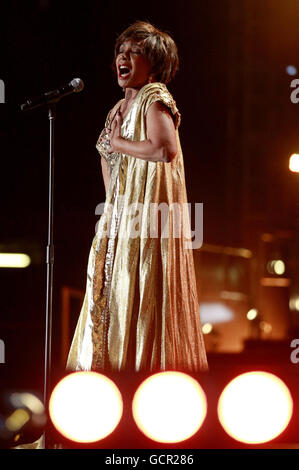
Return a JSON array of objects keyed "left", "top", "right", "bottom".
[
  {"left": 20, "top": 78, "right": 84, "bottom": 449},
  {"left": 42, "top": 103, "right": 56, "bottom": 449}
]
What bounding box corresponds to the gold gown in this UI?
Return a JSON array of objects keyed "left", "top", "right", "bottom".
[{"left": 66, "top": 82, "right": 208, "bottom": 373}]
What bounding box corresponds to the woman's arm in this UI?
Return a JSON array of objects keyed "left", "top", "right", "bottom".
[
  {"left": 101, "top": 156, "right": 110, "bottom": 196},
  {"left": 108, "top": 101, "right": 178, "bottom": 163}
]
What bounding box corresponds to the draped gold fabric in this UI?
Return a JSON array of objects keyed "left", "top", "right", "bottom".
[{"left": 66, "top": 82, "right": 208, "bottom": 373}]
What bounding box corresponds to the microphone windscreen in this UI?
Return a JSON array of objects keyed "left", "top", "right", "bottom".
[{"left": 70, "top": 78, "right": 84, "bottom": 93}]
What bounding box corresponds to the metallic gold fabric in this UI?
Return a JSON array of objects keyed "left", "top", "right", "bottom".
[{"left": 66, "top": 82, "right": 208, "bottom": 373}]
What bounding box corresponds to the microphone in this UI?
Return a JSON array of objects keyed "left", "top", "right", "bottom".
[{"left": 20, "top": 78, "right": 84, "bottom": 111}]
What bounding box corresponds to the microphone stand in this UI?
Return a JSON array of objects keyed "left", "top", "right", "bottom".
[
  {"left": 20, "top": 79, "right": 84, "bottom": 449},
  {"left": 42, "top": 103, "right": 56, "bottom": 449}
]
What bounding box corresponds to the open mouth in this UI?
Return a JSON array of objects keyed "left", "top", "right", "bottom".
[{"left": 119, "top": 65, "right": 131, "bottom": 79}]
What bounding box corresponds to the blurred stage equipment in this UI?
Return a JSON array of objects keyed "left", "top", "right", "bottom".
[
  {"left": 19, "top": 79, "right": 84, "bottom": 448},
  {"left": 0, "top": 391, "right": 46, "bottom": 448}
]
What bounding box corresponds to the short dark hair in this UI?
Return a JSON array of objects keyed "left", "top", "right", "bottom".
[{"left": 113, "top": 21, "right": 179, "bottom": 84}]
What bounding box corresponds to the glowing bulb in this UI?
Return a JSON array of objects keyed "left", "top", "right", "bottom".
[
  {"left": 289, "top": 153, "right": 299, "bottom": 172},
  {"left": 132, "top": 372, "right": 207, "bottom": 443},
  {"left": 200, "top": 302, "right": 234, "bottom": 324},
  {"left": 289, "top": 296, "right": 299, "bottom": 311},
  {"left": 217, "top": 371, "right": 293, "bottom": 444},
  {"left": 0, "top": 253, "right": 31, "bottom": 268},
  {"left": 5, "top": 409, "right": 30, "bottom": 432},
  {"left": 286, "top": 65, "right": 297, "bottom": 76},
  {"left": 247, "top": 308, "right": 258, "bottom": 320},
  {"left": 273, "top": 260, "right": 285, "bottom": 275},
  {"left": 49, "top": 372, "right": 123, "bottom": 443},
  {"left": 202, "top": 323, "right": 213, "bottom": 334},
  {"left": 259, "top": 321, "right": 272, "bottom": 334}
]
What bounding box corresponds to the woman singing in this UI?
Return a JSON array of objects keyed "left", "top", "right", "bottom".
[{"left": 66, "top": 21, "right": 208, "bottom": 373}]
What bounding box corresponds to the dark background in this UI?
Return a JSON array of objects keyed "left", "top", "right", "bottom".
[{"left": 0, "top": 0, "right": 299, "bottom": 403}]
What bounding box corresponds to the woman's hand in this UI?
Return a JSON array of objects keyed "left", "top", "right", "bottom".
[
  {"left": 100, "top": 101, "right": 178, "bottom": 162},
  {"left": 107, "top": 108, "right": 123, "bottom": 153}
]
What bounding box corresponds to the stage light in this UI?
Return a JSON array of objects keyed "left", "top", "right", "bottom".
[
  {"left": 273, "top": 260, "right": 285, "bottom": 275},
  {"left": 267, "top": 259, "right": 285, "bottom": 275},
  {"left": 247, "top": 308, "right": 258, "bottom": 320},
  {"left": 290, "top": 296, "right": 299, "bottom": 311},
  {"left": 260, "top": 277, "right": 290, "bottom": 287},
  {"left": 0, "top": 253, "right": 31, "bottom": 268},
  {"left": 200, "top": 302, "right": 234, "bottom": 324},
  {"left": 49, "top": 372, "right": 123, "bottom": 443},
  {"left": 202, "top": 323, "right": 213, "bottom": 334},
  {"left": 10, "top": 393, "right": 44, "bottom": 415},
  {"left": 286, "top": 65, "right": 297, "bottom": 76},
  {"left": 289, "top": 153, "right": 299, "bottom": 172},
  {"left": 217, "top": 371, "right": 293, "bottom": 444},
  {"left": 0, "top": 391, "right": 46, "bottom": 447},
  {"left": 259, "top": 321, "right": 272, "bottom": 334},
  {"left": 5, "top": 409, "right": 30, "bottom": 433},
  {"left": 9, "top": 392, "right": 46, "bottom": 428},
  {"left": 132, "top": 371, "right": 207, "bottom": 444}
]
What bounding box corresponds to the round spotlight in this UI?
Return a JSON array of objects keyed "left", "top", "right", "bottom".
[
  {"left": 49, "top": 372, "right": 123, "bottom": 443},
  {"left": 217, "top": 371, "right": 293, "bottom": 444},
  {"left": 259, "top": 321, "right": 272, "bottom": 334},
  {"left": 267, "top": 259, "right": 285, "bottom": 275},
  {"left": 286, "top": 65, "right": 297, "bottom": 76},
  {"left": 289, "top": 153, "right": 299, "bottom": 173},
  {"left": 202, "top": 323, "right": 213, "bottom": 334},
  {"left": 132, "top": 371, "right": 207, "bottom": 444},
  {"left": 247, "top": 308, "right": 258, "bottom": 320}
]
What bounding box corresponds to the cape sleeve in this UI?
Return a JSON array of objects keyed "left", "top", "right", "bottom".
[{"left": 142, "top": 83, "right": 181, "bottom": 129}]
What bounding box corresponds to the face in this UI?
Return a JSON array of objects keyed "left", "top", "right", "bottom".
[{"left": 115, "top": 40, "right": 152, "bottom": 90}]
